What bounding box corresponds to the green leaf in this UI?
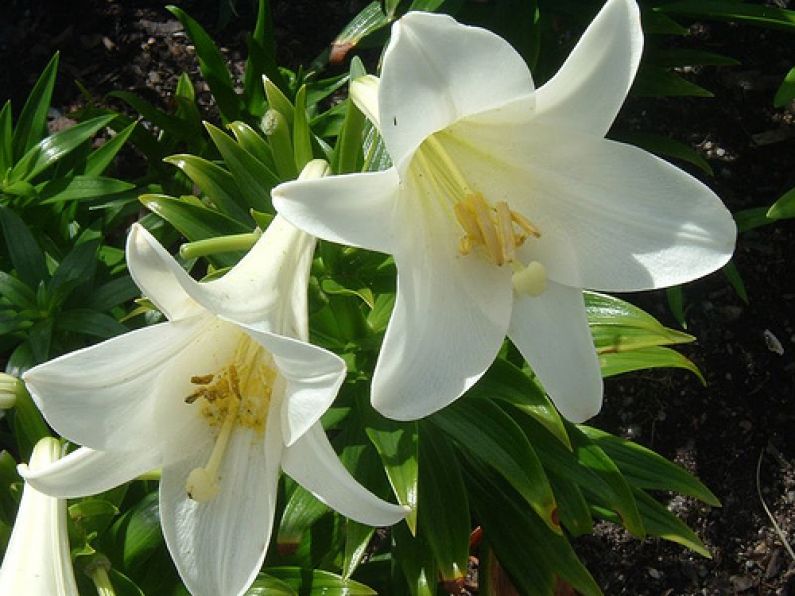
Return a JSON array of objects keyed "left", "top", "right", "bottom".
[
  {"left": 0, "top": 101, "right": 13, "bottom": 174},
  {"left": 548, "top": 473, "right": 593, "bottom": 536},
  {"left": 667, "top": 285, "right": 687, "bottom": 329},
  {"left": 262, "top": 109, "right": 297, "bottom": 180},
  {"left": 468, "top": 357, "right": 571, "bottom": 448},
  {"left": 642, "top": 11, "right": 688, "bottom": 35},
  {"left": 264, "top": 78, "right": 295, "bottom": 127},
  {"left": 0, "top": 206, "right": 48, "bottom": 287},
  {"left": 331, "top": 2, "right": 390, "bottom": 64},
  {"left": 265, "top": 567, "right": 377, "bottom": 595},
  {"left": 362, "top": 410, "right": 418, "bottom": 533},
  {"left": 580, "top": 426, "right": 720, "bottom": 506},
  {"left": 0, "top": 271, "right": 36, "bottom": 308},
  {"left": 87, "top": 276, "right": 142, "bottom": 312},
  {"left": 57, "top": 309, "right": 127, "bottom": 338},
  {"left": 293, "top": 86, "right": 313, "bottom": 172},
  {"left": 633, "top": 489, "right": 711, "bottom": 557},
  {"left": 734, "top": 206, "right": 773, "bottom": 232},
  {"left": 774, "top": 67, "right": 795, "bottom": 107},
  {"left": 38, "top": 175, "right": 135, "bottom": 204},
  {"left": 417, "top": 423, "right": 469, "bottom": 582},
  {"left": 617, "top": 131, "right": 713, "bottom": 176},
  {"left": 109, "top": 491, "right": 164, "bottom": 573},
  {"left": 658, "top": 1, "right": 795, "bottom": 32},
  {"left": 391, "top": 523, "right": 437, "bottom": 596},
  {"left": 166, "top": 5, "right": 242, "bottom": 122},
  {"left": 11, "top": 382, "right": 50, "bottom": 461},
  {"left": 10, "top": 114, "right": 116, "bottom": 184},
  {"left": 633, "top": 66, "right": 714, "bottom": 98},
  {"left": 163, "top": 154, "right": 252, "bottom": 224},
  {"left": 246, "top": 573, "right": 298, "bottom": 596},
  {"left": 27, "top": 318, "right": 53, "bottom": 363},
  {"left": 332, "top": 64, "right": 366, "bottom": 175},
  {"left": 467, "top": 463, "right": 601, "bottom": 596},
  {"left": 278, "top": 482, "right": 329, "bottom": 548},
  {"left": 244, "top": 0, "right": 286, "bottom": 116},
  {"left": 722, "top": 261, "right": 748, "bottom": 304},
  {"left": 767, "top": 186, "right": 795, "bottom": 220},
  {"left": 50, "top": 239, "right": 100, "bottom": 295},
  {"left": 431, "top": 398, "right": 559, "bottom": 533},
  {"left": 204, "top": 122, "right": 277, "bottom": 212},
  {"left": 12, "top": 53, "right": 58, "bottom": 161},
  {"left": 647, "top": 48, "right": 739, "bottom": 68},
  {"left": 342, "top": 520, "right": 375, "bottom": 580},
  {"left": 84, "top": 122, "right": 137, "bottom": 176},
  {"left": 107, "top": 569, "right": 146, "bottom": 596},
  {"left": 227, "top": 121, "right": 277, "bottom": 173},
  {"left": 107, "top": 91, "right": 190, "bottom": 140},
  {"left": 599, "top": 346, "right": 705, "bottom": 383}
]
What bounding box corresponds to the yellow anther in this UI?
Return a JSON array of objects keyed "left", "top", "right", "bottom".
[
  {"left": 511, "top": 210, "right": 541, "bottom": 241},
  {"left": 495, "top": 201, "right": 516, "bottom": 264}
]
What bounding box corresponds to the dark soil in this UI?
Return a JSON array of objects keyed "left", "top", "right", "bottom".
[{"left": 2, "top": 1, "right": 794, "bottom": 594}]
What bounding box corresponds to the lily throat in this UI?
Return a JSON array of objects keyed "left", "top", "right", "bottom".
[
  {"left": 412, "top": 133, "right": 546, "bottom": 296},
  {"left": 184, "top": 334, "right": 276, "bottom": 502}
]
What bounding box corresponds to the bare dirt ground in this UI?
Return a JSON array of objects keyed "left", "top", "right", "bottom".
[{"left": 1, "top": 0, "right": 794, "bottom": 593}]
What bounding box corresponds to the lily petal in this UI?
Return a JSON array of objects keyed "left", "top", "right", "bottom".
[
  {"left": 127, "top": 224, "right": 202, "bottom": 321},
  {"left": 20, "top": 446, "right": 162, "bottom": 499},
  {"left": 371, "top": 201, "right": 513, "bottom": 420},
  {"left": 442, "top": 119, "right": 736, "bottom": 291},
  {"left": 23, "top": 318, "right": 205, "bottom": 450},
  {"left": 534, "top": 0, "right": 642, "bottom": 136},
  {"left": 235, "top": 321, "right": 346, "bottom": 447},
  {"left": 508, "top": 281, "right": 603, "bottom": 423},
  {"left": 273, "top": 168, "right": 400, "bottom": 255},
  {"left": 282, "top": 424, "right": 408, "bottom": 526},
  {"left": 379, "top": 11, "right": 534, "bottom": 165},
  {"left": 160, "top": 424, "right": 282, "bottom": 596}
]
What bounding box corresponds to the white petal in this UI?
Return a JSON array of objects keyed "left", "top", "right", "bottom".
[
  {"left": 379, "top": 11, "right": 534, "bottom": 165},
  {"left": 127, "top": 224, "right": 202, "bottom": 320},
  {"left": 441, "top": 119, "right": 736, "bottom": 291},
  {"left": 20, "top": 447, "right": 162, "bottom": 499},
  {"left": 508, "top": 282, "right": 603, "bottom": 423},
  {"left": 23, "top": 318, "right": 205, "bottom": 450},
  {"left": 350, "top": 75, "right": 380, "bottom": 128},
  {"left": 282, "top": 424, "right": 407, "bottom": 526},
  {"left": 273, "top": 168, "right": 400, "bottom": 255},
  {"left": 371, "top": 196, "right": 513, "bottom": 421},
  {"left": 534, "top": 0, "right": 642, "bottom": 136},
  {"left": 234, "top": 322, "right": 346, "bottom": 447},
  {"left": 160, "top": 424, "right": 282, "bottom": 596},
  {"left": 0, "top": 438, "right": 79, "bottom": 596},
  {"left": 193, "top": 216, "right": 316, "bottom": 331}
]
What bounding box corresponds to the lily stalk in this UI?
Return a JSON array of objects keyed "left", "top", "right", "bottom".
[{"left": 0, "top": 437, "right": 79, "bottom": 596}]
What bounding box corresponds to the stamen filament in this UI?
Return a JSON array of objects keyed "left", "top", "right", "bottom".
[
  {"left": 470, "top": 193, "right": 503, "bottom": 266},
  {"left": 495, "top": 201, "right": 516, "bottom": 264}
]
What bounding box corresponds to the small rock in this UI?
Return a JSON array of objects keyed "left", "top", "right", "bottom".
[
  {"left": 764, "top": 329, "right": 785, "bottom": 355},
  {"left": 730, "top": 575, "right": 755, "bottom": 592},
  {"left": 648, "top": 568, "right": 662, "bottom": 580}
]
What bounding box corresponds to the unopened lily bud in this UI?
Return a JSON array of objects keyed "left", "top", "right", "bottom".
[{"left": 0, "top": 373, "right": 22, "bottom": 410}]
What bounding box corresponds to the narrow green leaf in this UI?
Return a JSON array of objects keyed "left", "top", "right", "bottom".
[
  {"left": 166, "top": 5, "right": 242, "bottom": 122},
  {"left": 0, "top": 272, "right": 36, "bottom": 308},
  {"left": 0, "top": 206, "right": 48, "bottom": 287},
  {"left": 13, "top": 53, "right": 59, "bottom": 161},
  {"left": 163, "top": 154, "right": 252, "bottom": 224},
  {"left": 580, "top": 426, "right": 720, "bottom": 506},
  {"left": 108, "top": 491, "right": 164, "bottom": 573},
  {"left": 722, "top": 261, "right": 748, "bottom": 304},
  {"left": 617, "top": 131, "right": 713, "bottom": 176},
  {"left": 0, "top": 101, "right": 13, "bottom": 174},
  {"left": 599, "top": 346, "right": 705, "bottom": 383},
  {"left": 332, "top": 66, "right": 366, "bottom": 174},
  {"left": 50, "top": 239, "right": 99, "bottom": 295},
  {"left": 57, "top": 309, "right": 127, "bottom": 338},
  {"left": 278, "top": 482, "right": 328, "bottom": 547},
  {"left": 342, "top": 520, "right": 375, "bottom": 580},
  {"left": 647, "top": 48, "right": 739, "bottom": 67},
  {"left": 633, "top": 489, "right": 711, "bottom": 557},
  {"left": 264, "top": 78, "right": 294, "bottom": 126},
  {"left": 204, "top": 122, "right": 277, "bottom": 211},
  {"left": 658, "top": 1, "right": 795, "bottom": 32},
  {"left": 84, "top": 122, "right": 137, "bottom": 176},
  {"left": 228, "top": 121, "right": 277, "bottom": 172},
  {"left": 139, "top": 194, "right": 250, "bottom": 245},
  {"left": 262, "top": 109, "right": 297, "bottom": 180},
  {"left": 331, "top": 2, "right": 390, "bottom": 64},
  {"left": 667, "top": 284, "right": 687, "bottom": 329},
  {"left": 38, "top": 175, "right": 135, "bottom": 204},
  {"left": 467, "top": 463, "right": 602, "bottom": 596},
  {"left": 767, "top": 186, "right": 795, "bottom": 220},
  {"left": 244, "top": 1, "right": 287, "bottom": 115},
  {"left": 633, "top": 66, "right": 714, "bottom": 98},
  {"left": 392, "top": 523, "right": 437, "bottom": 596},
  {"left": 108, "top": 91, "right": 190, "bottom": 140},
  {"left": 642, "top": 11, "right": 688, "bottom": 35},
  {"left": 246, "top": 573, "right": 298, "bottom": 596},
  {"left": 27, "top": 318, "right": 53, "bottom": 364},
  {"left": 548, "top": 473, "right": 593, "bottom": 536},
  {"left": 432, "top": 398, "right": 559, "bottom": 533},
  {"left": 774, "top": 66, "right": 795, "bottom": 107},
  {"left": 87, "top": 276, "right": 139, "bottom": 311},
  {"left": 12, "top": 378, "right": 50, "bottom": 461},
  {"left": 734, "top": 206, "right": 773, "bottom": 232},
  {"left": 293, "top": 85, "right": 313, "bottom": 172},
  {"left": 265, "top": 567, "right": 377, "bottom": 595},
  {"left": 418, "top": 422, "right": 469, "bottom": 582},
  {"left": 362, "top": 410, "right": 418, "bottom": 533},
  {"left": 10, "top": 114, "right": 116, "bottom": 183}
]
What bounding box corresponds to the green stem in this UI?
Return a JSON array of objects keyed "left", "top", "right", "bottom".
[{"left": 179, "top": 231, "right": 261, "bottom": 259}]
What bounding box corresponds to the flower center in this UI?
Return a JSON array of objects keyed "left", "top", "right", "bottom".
[
  {"left": 183, "top": 334, "right": 276, "bottom": 502},
  {"left": 412, "top": 133, "right": 546, "bottom": 296}
]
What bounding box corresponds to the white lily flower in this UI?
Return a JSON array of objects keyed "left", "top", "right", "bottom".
[
  {"left": 0, "top": 437, "right": 79, "bottom": 596},
  {"left": 20, "top": 160, "right": 407, "bottom": 596},
  {"left": 272, "top": 1, "right": 736, "bottom": 423}
]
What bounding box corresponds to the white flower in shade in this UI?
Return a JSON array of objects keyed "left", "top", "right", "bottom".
[
  {"left": 0, "top": 437, "right": 79, "bottom": 596},
  {"left": 20, "top": 160, "right": 407, "bottom": 596},
  {"left": 272, "top": 1, "right": 736, "bottom": 423}
]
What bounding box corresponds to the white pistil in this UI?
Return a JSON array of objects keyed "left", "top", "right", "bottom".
[
  {"left": 186, "top": 367, "right": 242, "bottom": 503},
  {"left": 512, "top": 261, "right": 547, "bottom": 297}
]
